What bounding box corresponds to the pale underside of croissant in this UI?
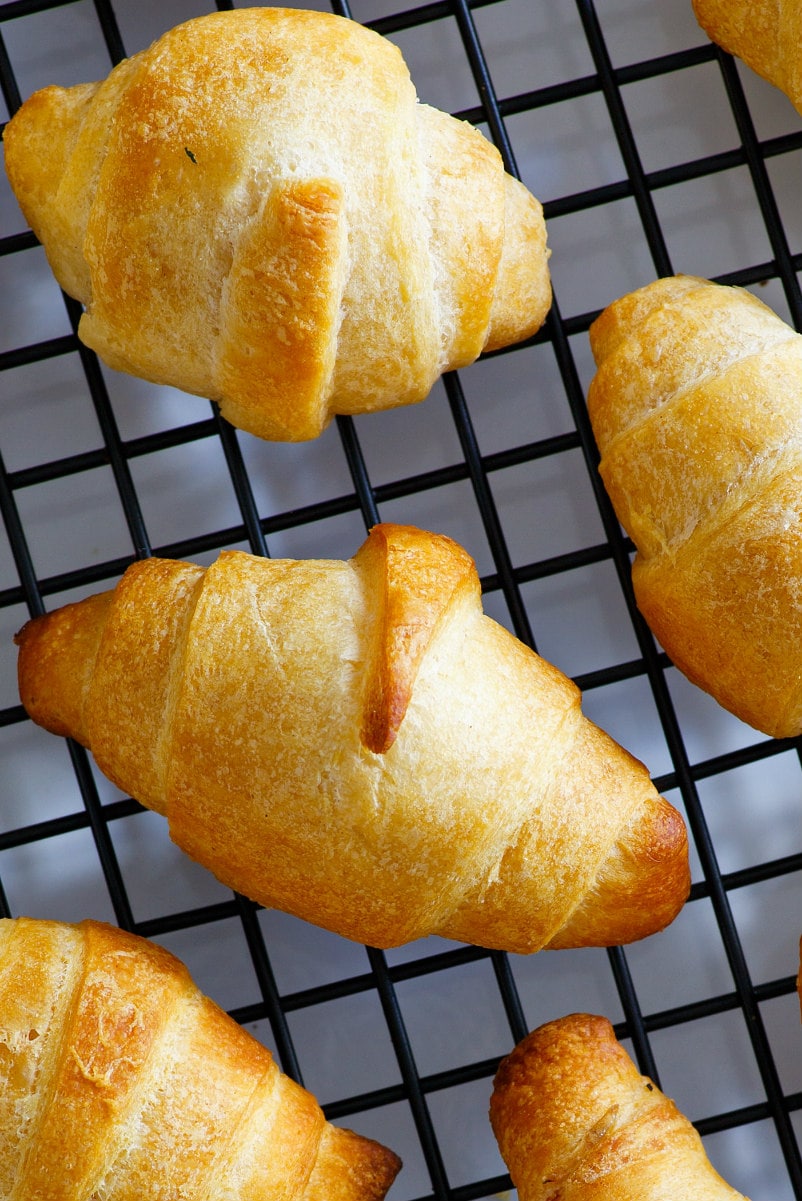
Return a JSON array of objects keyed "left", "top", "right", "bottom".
[
  {"left": 0, "top": 915, "right": 401, "bottom": 1201},
  {"left": 588, "top": 273, "right": 802, "bottom": 739},
  {"left": 2, "top": 7, "right": 551, "bottom": 443},
  {"left": 692, "top": 0, "right": 802, "bottom": 116},
  {"left": 15, "top": 523, "right": 689, "bottom": 954},
  {"left": 489, "top": 1013, "right": 749, "bottom": 1201}
]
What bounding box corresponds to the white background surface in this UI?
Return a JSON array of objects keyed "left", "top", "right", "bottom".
[{"left": 1, "top": 1, "right": 802, "bottom": 1198}]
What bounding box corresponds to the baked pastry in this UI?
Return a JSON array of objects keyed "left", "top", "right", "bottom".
[
  {"left": 0, "top": 915, "right": 401, "bottom": 1199},
  {"left": 490, "top": 1013, "right": 749, "bottom": 1199},
  {"left": 692, "top": 0, "right": 802, "bottom": 115},
  {"left": 15, "top": 523, "right": 689, "bottom": 953},
  {"left": 2, "top": 6, "right": 551, "bottom": 442},
  {"left": 588, "top": 272, "right": 802, "bottom": 738}
]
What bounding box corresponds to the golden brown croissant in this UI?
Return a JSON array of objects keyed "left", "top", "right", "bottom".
[
  {"left": 15, "top": 523, "right": 688, "bottom": 953},
  {"left": 588, "top": 273, "right": 802, "bottom": 738},
  {"left": 0, "top": 915, "right": 401, "bottom": 1200},
  {"left": 692, "top": 0, "right": 802, "bottom": 115},
  {"left": 490, "top": 1013, "right": 748, "bottom": 1200},
  {"left": 2, "top": 6, "right": 551, "bottom": 443}
]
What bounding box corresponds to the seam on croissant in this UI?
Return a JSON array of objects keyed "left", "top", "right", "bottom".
[
  {"left": 158, "top": 568, "right": 211, "bottom": 809},
  {"left": 437, "top": 700, "right": 594, "bottom": 948},
  {"left": 72, "top": 55, "right": 149, "bottom": 312},
  {"left": 88, "top": 991, "right": 257, "bottom": 1197},
  {"left": 633, "top": 436, "right": 802, "bottom": 565},
  {"left": 3, "top": 924, "right": 83, "bottom": 1197},
  {"left": 69, "top": 983, "right": 188, "bottom": 1197},
  {"left": 598, "top": 328, "right": 798, "bottom": 461}
]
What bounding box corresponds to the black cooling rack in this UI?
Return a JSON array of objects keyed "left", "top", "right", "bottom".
[{"left": 2, "top": 1, "right": 802, "bottom": 1198}]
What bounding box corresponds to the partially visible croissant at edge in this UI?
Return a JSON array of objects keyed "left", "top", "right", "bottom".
[
  {"left": 490, "top": 1013, "right": 749, "bottom": 1200},
  {"left": 692, "top": 0, "right": 802, "bottom": 116},
  {"left": 0, "top": 915, "right": 401, "bottom": 1200},
  {"left": 588, "top": 273, "right": 802, "bottom": 738},
  {"left": 2, "top": 6, "right": 551, "bottom": 443},
  {"left": 15, "top": 523, "right": 689, "bottom": 953}
]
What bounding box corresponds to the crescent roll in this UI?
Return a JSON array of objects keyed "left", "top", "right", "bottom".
[
  {"left": 15, "top": 523, "right": 689, "bottom": 953},
  {"left": 588, "top": 273, "right": 802, "bottom": 737},
  {"left": 490, "top": 1013, "right": 748, "bottom": 1199},
  {"left": 0, "top": 915, "right": 401, "bottom": 1199},
  {"left": 2, "top": 6, "right": 551, "bottom": 441}
]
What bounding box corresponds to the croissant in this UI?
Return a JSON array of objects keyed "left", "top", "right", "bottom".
[
  {"left": 489, "top": 1013, "right": 748, "bottom": 1200},
  {"left": 0, "top": 915, "right": 401, "bottom": 1199},
  {"left": 2, "top": 6, "right": 551, "bottom": 443},
  {"left": 587, "top": 273, "right": 802, "bottom": 738},
  {"left": 14, "top": 523, "right": 689, "bottom": 953},
  {"left": 692, "top": 0, "right": 802, "bottom": 115}
]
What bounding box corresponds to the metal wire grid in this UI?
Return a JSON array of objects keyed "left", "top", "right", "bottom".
[{"left": 0, "top": 0, "right": 801, "bottom": 1197}]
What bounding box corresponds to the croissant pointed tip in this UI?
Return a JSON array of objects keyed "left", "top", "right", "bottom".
[
  {"left": 15, "top": 592, "right": 115, "bottom": 744},
  {"left": 13, "top": 614, "right": 38, "bottom": 647}
]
